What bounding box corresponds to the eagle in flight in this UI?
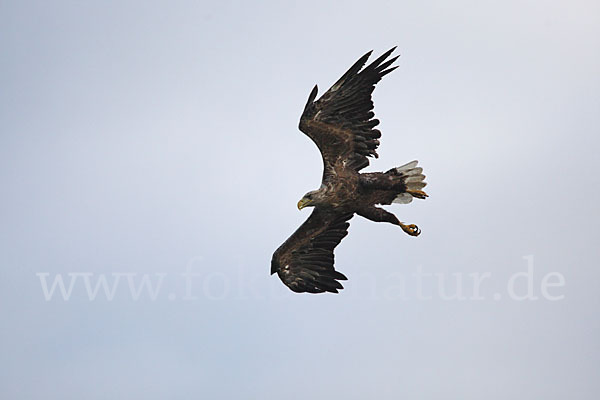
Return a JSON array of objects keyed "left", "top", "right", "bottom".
[{"left": 271, "top": 47, "right": 428, "bottom": 294}]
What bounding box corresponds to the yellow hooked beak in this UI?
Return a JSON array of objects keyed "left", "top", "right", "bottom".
[{"left": 297, "top": 197, "right": 310, "bottom": 210}]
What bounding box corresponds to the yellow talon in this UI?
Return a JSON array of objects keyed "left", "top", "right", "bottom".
[
  {"left": 400, "top": 223, "right": 421, "bottom": 236},
  {"left": 407, "top": 189, "right": 429, "bottom": 199}
]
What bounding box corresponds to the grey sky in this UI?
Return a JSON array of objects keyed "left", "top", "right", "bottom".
[{"left": 1, "top": 0, "right": 599, "bottom": 399}]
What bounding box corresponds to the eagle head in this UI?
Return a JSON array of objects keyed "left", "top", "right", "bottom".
[{"left": 297, "top": 189, "right": 325, "bottom": 210}]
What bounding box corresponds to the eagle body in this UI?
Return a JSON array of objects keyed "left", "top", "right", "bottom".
[{"left": 271, "top": 48, "right": 428, "bottom": 294}]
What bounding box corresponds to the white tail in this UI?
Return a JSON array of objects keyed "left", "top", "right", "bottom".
[{"left": 392, "top": 160, "right": 427, "bottom": 203}]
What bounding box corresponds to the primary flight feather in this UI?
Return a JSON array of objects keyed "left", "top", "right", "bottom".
[{"left": 271, "top": 47, "right": 428, "bottom": 294}]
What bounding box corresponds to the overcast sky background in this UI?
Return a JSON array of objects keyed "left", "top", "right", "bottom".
[{"left": 1, "top": 0, "right": 599, "bottom": 399}]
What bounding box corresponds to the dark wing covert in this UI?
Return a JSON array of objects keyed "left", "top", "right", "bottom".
[
  {"left": 299, "top": 47, "right": 399, "bottom": 177},
  {"left": 271, "top": 210, "right": 353, "bottom": 293}
]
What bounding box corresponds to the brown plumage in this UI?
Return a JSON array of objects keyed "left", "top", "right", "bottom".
[{"left": 271, "top": 48, "right": 428, "bottom": 294}]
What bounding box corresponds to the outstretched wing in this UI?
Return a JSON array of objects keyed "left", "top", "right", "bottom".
[
  {"left": 271, "top": 210, "right": 353, "bottom": 294},
  {"left": 299, "top": 47, "right": 399, "bottom": 178}
]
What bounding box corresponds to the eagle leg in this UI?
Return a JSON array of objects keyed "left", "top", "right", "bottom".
[
  {"left": 357, "top": 206, "right": 421, "bottom": 237},
  {"left": 406, "top": 189, "right": 428, "bottom": 199},
  {"left": 399, "top": 223, "right": 421, "bottom": 236}
]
